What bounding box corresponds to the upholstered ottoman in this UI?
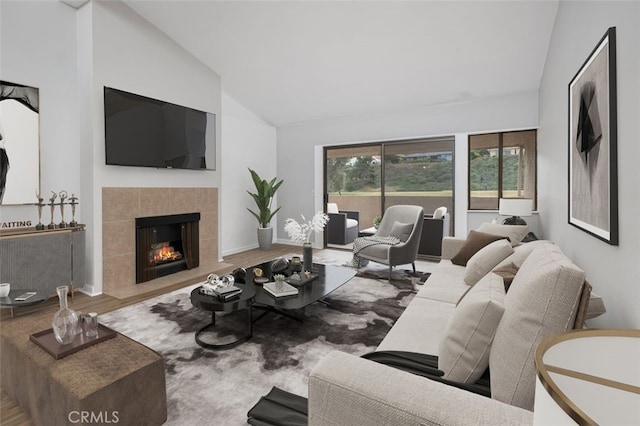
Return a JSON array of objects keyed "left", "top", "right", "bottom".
[{"left": 0, "top": 310, "right": 167, "bottom": 425}]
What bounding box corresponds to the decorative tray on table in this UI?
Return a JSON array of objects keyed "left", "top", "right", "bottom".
[
  {"left": 286, "top": 272, "right": 319, "bottom": 287},
  {"left": 30, "top": 324, "right": 117, "bottom": 360}
]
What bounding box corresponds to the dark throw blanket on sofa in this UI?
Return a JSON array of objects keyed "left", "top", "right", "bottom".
[{"left": 362, "top": 351, "right": 491, "bottom": 398}]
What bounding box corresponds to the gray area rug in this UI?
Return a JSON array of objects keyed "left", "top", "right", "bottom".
[{"left": 101, "top": 259, "right": 430, "bottom": 425}]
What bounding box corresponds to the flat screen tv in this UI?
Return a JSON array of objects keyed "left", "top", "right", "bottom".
[{"left": 104, "top": 87, "right": 215, "bottom": 170}]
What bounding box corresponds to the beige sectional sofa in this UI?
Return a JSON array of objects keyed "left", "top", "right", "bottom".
[{"left": 309, "top": 225, "right": 606, "bottom": 425}]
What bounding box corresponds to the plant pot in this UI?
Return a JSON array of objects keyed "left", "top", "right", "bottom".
[{"left": 257, "top": 227, "right": 273, "bottom": 250}]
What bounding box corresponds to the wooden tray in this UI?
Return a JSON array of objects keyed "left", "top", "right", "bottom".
[
  {"left": 286, "top": 272, "right": 319, "bottom": 287},
  {"left": 30, "top": 324, "right": 117, "bottom": 359}
]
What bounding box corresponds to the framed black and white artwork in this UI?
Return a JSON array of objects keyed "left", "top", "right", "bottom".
[
  {"left": 568, "top": 27, "right": 618, "bottom": 245},
  {"left": 0, "top": 80, "right": 40, "bottom": 205}
]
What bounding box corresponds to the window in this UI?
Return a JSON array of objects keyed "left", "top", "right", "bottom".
[
  {"left": 468, "top": 130, "right": 536, "bottom": 210},
  {"left": 325, "top": 137, "right": 454, "bottom": 243}
]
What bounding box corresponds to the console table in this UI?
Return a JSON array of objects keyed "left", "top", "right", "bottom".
[{"left": 0, "top": 226, "right": 85, "bottom": 296}]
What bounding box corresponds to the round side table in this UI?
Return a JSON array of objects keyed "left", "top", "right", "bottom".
[
  {"left": 0, "top": 289, "right": 50, "bottom": 317},
  {"left": 534, "top": 328, "right": 640, "bottom": 425},
  {"left": 190, "top": 284, "right": 255, "bottom": 350}
]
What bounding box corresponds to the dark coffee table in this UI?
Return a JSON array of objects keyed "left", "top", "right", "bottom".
[
  {"left": 190, "top": 283, "right": 256, "bottom": 350},
  {"left": 190, "top": 260, "right": 356, "bottom": 349}
]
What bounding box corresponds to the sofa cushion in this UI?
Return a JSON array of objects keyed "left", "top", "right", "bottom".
[
  {"left": 464, "top": 240, "right": 514, "bottom": 286},
  {"left": 493, "top": 240, "right": 553, "bottom": 270},
  {"left": 476, "top": 223, "right": 529, "bottom": 246},
  {"left": 492, "top": 262, "right": 520, "bottom": 292},
  {"left": 489, "top": 242, "right": 585, "bottom": 410},
  {"left": 451, "top": 231, "right": 507, "bottom": 266},
  {"left": 389, "top": 221, "right": 413, "bottom": 242},
  {"left": 439, "top": 273, "right": 505, "bottom": 383},
  {"left": 416, "top": 260, "right": 470, "bottom": 304},
  {"left": 377, "top": 296, "right": 456, "bottom": 355},
  {"left": 346, "top": 218, "right": 358, "bottom": 229}
]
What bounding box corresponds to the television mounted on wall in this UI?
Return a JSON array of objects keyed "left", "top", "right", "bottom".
[{"left": 104, "top": 87, "right": 215, "bottom": 170}]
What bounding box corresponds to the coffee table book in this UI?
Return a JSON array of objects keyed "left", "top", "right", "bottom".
[{"left": 263, "top": 281, "right": 299, "bottom": 298}]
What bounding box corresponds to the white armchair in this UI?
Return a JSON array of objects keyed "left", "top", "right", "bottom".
[{"left": 356, "top": 205, "right": 424, "bottom": 279}]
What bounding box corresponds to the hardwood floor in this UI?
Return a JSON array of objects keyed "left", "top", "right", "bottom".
[{"left": 0, "top": 243, "right": 299, "bottom": 426}]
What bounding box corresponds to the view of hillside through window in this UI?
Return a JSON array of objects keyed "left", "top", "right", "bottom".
[
  {"left": 468, "top": 130, "right": 536, "bottom": 210},
  {"left": 325, "top": 139, "right": 454, "bottom": 233}
]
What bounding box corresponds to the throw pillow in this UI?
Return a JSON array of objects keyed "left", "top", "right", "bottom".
[
  {"left": 464, "top": 240, "right": 514, "bottom": 286},
  {"left": 389, "top": 221, "right": 413, "bottom": 242},
  {"left": 433, "top": 206, "right": 447, "bottom": 219},
  {"left": 327, "top": 203, "right": 339, "bottom": 214},
  {"left": 451, "top": 230, "right": 508, "bottom": 266},
  {"left": 439, "top": 273, "right": 506, "bottom": 383},
  {"left": 492, "top": 262, "right": 520, "bottom": 292},
  {"left": 476, "top": 223, "right": 529, "bottom": 247}
]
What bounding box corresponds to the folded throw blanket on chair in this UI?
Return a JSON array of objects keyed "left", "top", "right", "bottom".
[{"left": 345, "top": 236, "right": 400, "bottom": 268}]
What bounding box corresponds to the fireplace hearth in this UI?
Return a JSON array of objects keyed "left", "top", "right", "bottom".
[{"left": 135, "top": 213, "right": 200, "bottom": 283}]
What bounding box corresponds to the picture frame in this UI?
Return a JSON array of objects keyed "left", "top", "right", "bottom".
[
  {"left": 568, "top": 27, "right": 618, "bottom": 245},
  {"left": 0, "top": 80, "right": 41, "bottom": 205}
]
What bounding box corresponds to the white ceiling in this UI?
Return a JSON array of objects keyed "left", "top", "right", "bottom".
[{"left": 124, "top": 0, "right": 559, "bottom": 127}]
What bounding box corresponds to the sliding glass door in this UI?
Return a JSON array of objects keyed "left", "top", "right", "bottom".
[
  {"left": 324, "top": 137, "right": 454, "bottom": 246},
  {"left": 384, "top": 139, "right": 454, "bottom": 232},
  {"left": 325, "top": 145, "right": 382, "bottom": 234}
]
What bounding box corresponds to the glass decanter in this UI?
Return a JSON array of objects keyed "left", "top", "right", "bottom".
[{"left": 52, "top": 285, "right": 79, "bottom": 345}]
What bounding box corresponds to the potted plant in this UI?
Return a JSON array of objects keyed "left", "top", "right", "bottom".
[
  {"left": 373, "top": 215, "right": 382, "bottom": 229},
  {"left": 273, "top": 274, "right": 286, "bottom": 290},
  {"left": 247, "top": 168, "right": 284, "bottom": 250}
]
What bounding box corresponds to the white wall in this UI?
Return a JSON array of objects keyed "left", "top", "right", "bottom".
[
  {"left": 276, "top": 90, "right": 539, "bottom": 244},
  {"left": 0, "top": 1, "right": 225, "bottom": 296},
  {"left": 0, "top": 0, "right": 82, "bottom": 225},
  {"left": 538, "top": 1, "right": 640, "bottom": 328},
  {"left": 221, "top": 92, "right": 277, "bottom": 255},
  {"left": 84, "top": 0, "right": 222, "bottom": 294}
]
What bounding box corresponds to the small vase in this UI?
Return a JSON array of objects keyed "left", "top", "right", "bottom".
[
  {"left": 52, "top": 286, "right": 79, "bottom": 345},
  {"left": 291, "top": 256, "right": 302, "bottom": 273},
  {"left": 302, "top": 243, "right": 313, "bottom": 273}
]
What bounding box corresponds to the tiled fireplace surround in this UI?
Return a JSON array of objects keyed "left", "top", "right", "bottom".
[{"left": 102, "top": 187, "right": 220, "bottom": 299}]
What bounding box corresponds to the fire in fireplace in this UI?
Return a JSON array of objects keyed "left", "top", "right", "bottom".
[
  {"left": 149, "top": 242, "right": 183, "bottom": 265},
  {"left": 135, "top": 213, "right": 200, "bottom": 284}
]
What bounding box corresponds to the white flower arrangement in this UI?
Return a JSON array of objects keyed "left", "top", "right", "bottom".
[{"left": 284, "top": 212, "right": 330, "bottom": 244}]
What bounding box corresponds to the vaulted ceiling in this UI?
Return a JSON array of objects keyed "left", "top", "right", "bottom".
[{"left": 124, "top": 0, "right": 559, "bottom": 127}]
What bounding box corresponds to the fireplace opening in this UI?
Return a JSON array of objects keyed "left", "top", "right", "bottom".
[{"left": 136, "top": 213, "right": 200, "bottom": 284}]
